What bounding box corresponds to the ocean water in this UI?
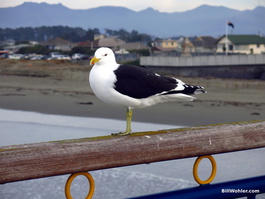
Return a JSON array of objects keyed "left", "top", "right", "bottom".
[
  {"left": 0, "top": 108, "right": 181, "bottom": 146},
  {"left": 0, "top": 109, "right": 264, "bottom": 199}
]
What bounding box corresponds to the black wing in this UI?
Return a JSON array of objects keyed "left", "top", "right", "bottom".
[{"left": 113, "top": 65, "right": 177, "bottom": 99}]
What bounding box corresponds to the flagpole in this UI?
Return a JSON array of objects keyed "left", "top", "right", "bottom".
[{"left": 225, "top": 20, "right": 228, "bottom": 55}]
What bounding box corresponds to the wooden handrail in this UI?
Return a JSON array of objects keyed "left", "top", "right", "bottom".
[{"left": 0, "top": 120, "right": 265, "bottom": 184}]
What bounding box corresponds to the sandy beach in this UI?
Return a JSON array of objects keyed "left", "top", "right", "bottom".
[{"left": 0, "top": 60, "right": 264, "bottom": 128}]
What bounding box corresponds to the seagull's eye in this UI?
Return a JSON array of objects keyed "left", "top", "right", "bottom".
[{"left": 104, "top": 54, "right": 108, "bottom": 56}]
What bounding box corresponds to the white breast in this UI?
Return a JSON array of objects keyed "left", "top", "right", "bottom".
[{"left": 89, "top": 64, "right": 140, "bottom": 107}]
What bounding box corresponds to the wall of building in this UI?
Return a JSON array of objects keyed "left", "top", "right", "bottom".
[
  {"left": 249, "top": 44, "right": 265, "bottom": 54},
  {"left": 216, "top": 38, "right": 265, "bottom": 54}
]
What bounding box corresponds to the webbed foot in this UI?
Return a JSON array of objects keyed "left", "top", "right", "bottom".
[{"left": 112, "top": 131, "right": 131, "bottom": 136}]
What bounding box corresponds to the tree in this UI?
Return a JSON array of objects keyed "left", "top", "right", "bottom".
[
  {"left": 17, "top": 45, "right": 50, "bottom": 54},
  {"left": 104, "top": 28, "right": 152, "bottom": 42},
  {"left": 0, "top": 26, "right": 152, "bottom": 43}
]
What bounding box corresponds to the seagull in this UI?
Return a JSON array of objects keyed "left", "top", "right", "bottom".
[{"left": 89, "top": 47, "right": 206, "bottom": 135}]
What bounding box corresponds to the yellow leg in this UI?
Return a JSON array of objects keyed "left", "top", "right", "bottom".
[
  {"left": 125, "top": 107, "right": 133, "bottom": 133},
  {"left": 112, "top": 107, "right": 133, "bottom": 136}
]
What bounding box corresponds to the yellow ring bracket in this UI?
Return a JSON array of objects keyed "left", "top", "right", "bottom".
[
  {"left": 65, "top": 172, "right": 95, "bottom": 199},
  {"left": 193, "top": 155, "right": 217, "bottom": 185}
]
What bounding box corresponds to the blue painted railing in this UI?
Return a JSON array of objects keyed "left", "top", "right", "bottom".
[{"left": 129, "top": 175, "right": 265, "bottom": 199}]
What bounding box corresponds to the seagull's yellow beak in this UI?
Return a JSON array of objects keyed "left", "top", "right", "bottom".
[{"left": 90, "top": 57, "right": 101, "bottom": 65}]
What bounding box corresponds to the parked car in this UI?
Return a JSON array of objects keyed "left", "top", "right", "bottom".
[
  {"left": 30, "top": 54, "right": 46, "bottom": 60},
  {"left": 8, "top": 54, "right": 23, "bottom": 60},
  {"left": 72, "top": 53, "right": 89, "bottom": 60},
  {"left": 49, "top": 52, "right": 61, "bottom": 58},
  {"left": 21, "top": 54, "right": 37, "bottom": 60},
  {"left": 59, "top": 55, "right": 71, "bottom": 60},
  {"left": 48, "top": 52, "right": 71, "bottom": 60},
  {"left": 0, "top": 51, "right": 8, "bottom": 58}
]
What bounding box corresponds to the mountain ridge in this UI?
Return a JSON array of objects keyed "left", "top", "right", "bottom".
[{"left": 0, "top": 2, "right": 264, "bottom": 37}]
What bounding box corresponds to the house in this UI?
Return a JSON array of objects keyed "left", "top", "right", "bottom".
[
  {"left": 76, "top": 37, "right": 125, "bottom": 50},
  {"left": 41, "top": 37, "right": 75, "bottom": 51},
  {"left": 94, "top": 34, "right": 106, "bottom": 40},
  {"left": 76, "top": 41, "right": 95, "bottom": 48},
  {"left": 122, "top": 42, "right": 149, "bottom": 51},
  {"left": 97, "top": 37, "right": 125, "bottom": 49},
  {"left": 150, "top": 39, "right": 181, "bottom": 54},
  {"left": 216, "top": 35, "right": 265, "bottom": 54},
  {"left": 191, "top": 36, "right": 217, "bottom": 53},
  {"left": 154, "top": 39, "right": 179, "bottom": 50},
  {"left": 4, "top": 44, "right": 31, "bottom": 54}
]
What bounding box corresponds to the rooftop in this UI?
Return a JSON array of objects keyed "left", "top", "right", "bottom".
[{"left": 227, "top": 35, "right": 265, "bottom": 45}]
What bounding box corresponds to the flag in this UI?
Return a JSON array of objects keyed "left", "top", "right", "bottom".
[{"left": 227, "top": 21, "right": 234, "bottom": 28}]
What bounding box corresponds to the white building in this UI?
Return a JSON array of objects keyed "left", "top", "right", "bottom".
[{"left": 216, "top": 35, "right": 265, "bottom": 54}]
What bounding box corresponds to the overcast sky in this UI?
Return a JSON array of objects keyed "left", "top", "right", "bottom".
[{"left": 0, "top": 0, "right": 263, "bottom": 12}]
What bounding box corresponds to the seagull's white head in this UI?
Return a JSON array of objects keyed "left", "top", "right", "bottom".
[{"left": 90, "top": 47, "right": 116, "bottom": 66}]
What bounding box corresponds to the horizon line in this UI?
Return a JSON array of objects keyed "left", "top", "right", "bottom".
[{"left": 0, "top": 2, "right": 261, "bottom": 13}]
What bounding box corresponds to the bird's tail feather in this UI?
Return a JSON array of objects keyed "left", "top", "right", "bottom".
[{"left": 194, "top": 87, "right": 207, "bottom": 94}]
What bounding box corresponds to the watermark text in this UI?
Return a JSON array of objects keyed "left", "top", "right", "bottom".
[{"left": 222, "top": 188, "right": 260, "bottom": 194}]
